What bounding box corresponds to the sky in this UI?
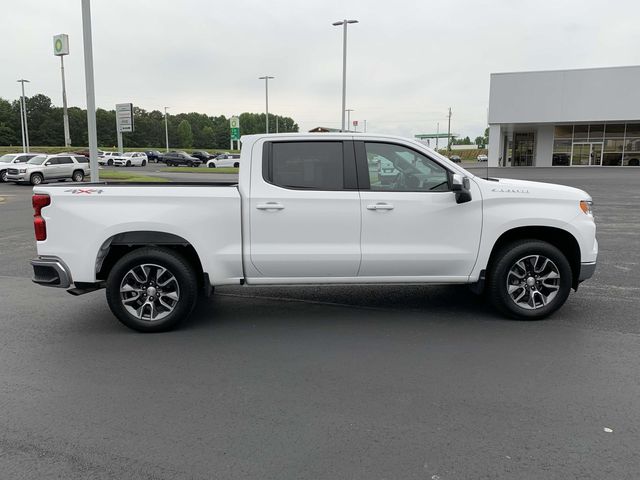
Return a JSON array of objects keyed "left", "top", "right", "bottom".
[{"left": 2, "top": 0, "right": 640, "bottom": 139}]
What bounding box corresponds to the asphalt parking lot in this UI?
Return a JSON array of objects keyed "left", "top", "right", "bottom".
[{"left": 1, "top": 167, "right": 639, "bottom": 479}]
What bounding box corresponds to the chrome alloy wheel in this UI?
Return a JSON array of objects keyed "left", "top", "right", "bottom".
[
  {"left": 119, "top": 263, "right": 180, "bottom": 321},
  {"left": 506, "top": 255, "right": 560, "bottom": 310}
]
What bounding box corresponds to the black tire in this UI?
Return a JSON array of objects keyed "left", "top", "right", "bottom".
[
  {"left": 108, "top": 159, "right": 113, "bottom": 166},
  {"left": 208, "top": 162, "right": 216, "bottom": 168},
  {"left": 487, "top": 240, "right": 572, "bottom": 320},
  {"left": 30, "top": 173, "right": 43, "bottom": 186},
  {"left": 233, "top": 162, "right": 239, "bottom": 168},
  {"left": 186, "top": 161, "right": 193, "bottom": 167},
  {"left": 141, "top": 160, "right": 147, "bottom": 166},
  {"left": 0, "top": 169, "right": 7, "bottom": 182},
  {"left": 126, "top": 160, "right": 131, "bottom": 167},
  {"left": 106, "top": 247, "right": 198, "bottom": 332},
  {"left": 72, "top": 170, "right": 84, "bottom": 182}
]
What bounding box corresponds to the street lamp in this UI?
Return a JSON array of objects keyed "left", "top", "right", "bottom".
[
  {"left": 164, "top": 106, "right": 170, "bottom": 152},
  {"left": 345, "top": 109, "right": 354, "bottom": 132},
  {"left": 332, "top": 19, "right": 358, "bottom": 132},
  {"left": 17, "top": 79, "right": 30, "bottom": 153},
  {"left": 81, "top": 0, "right": 99, "bottom": 182},
  {"left": 258, "top": 76, "right": 274, "bottom": 133}
]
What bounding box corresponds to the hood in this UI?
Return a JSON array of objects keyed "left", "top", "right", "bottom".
[{"left": 476, "top": 177, "right": 591, "bottom": 202}]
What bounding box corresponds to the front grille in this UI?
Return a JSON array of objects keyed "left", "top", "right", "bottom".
[{"left": 8, "top": 168, "right": 19, "bottom": 175}]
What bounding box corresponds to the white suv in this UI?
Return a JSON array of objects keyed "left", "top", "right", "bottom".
[
  {"left": 0, "top": 153, "right": 40, "bottom": 182},
  {"left": 113, "top": 152, "right": 148, "bottom": 167},
  {"left": 98, "top": 152, "right": 122, "bottom": 166},
  {"left": 6, "top": 154, "right": 90, "bottom": 185}
]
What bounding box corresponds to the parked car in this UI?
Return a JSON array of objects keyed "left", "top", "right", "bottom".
[
  {"left": 449, "top": 155, "right": 462, "bottom": 163},
  {"left": 74, "top": 149, "right": 105, "bottom": 158},
  {"left": 163, "top": 151, "right": 201, "bottom": 167},
  {"left": 191, "top": 151, "right": 215, "bottom": 162},
  {"left": 114, "top": 152, "right": 148, "bottom": 167},
  {"left": 477, "top": 154, "right": 488, "bottom": 162},
  {"left": 98, "top": 152, "right": 122, "bottom": 166},
  {"left": 0, "top": 153, "right": 40, "bottom": 182},
  {"left": 29, "top": 133, "right": 597, "bottom": 332},
  {"left": 6, "top": 154, "right": 89, "bottom": 185},
  {"left": 145, "top": 150, "right": 163, "bottom": 163},
  {"left": 206, "top": 153, "right": 240, "bottom": 168}
]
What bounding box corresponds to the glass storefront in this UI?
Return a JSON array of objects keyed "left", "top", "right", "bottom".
[{"left": 553, "top": 123, "right": 640, "bottom": 166}]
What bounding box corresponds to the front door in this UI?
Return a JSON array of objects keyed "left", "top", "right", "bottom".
[
  {"left": 356, "top": 141, "right": 482, "bottom": 279},
  {"left": 248, "top": 140, "right": 361, "bottom": 278},
  {"left": 572, "top": 143, "right": 603, "bottom": 166}
]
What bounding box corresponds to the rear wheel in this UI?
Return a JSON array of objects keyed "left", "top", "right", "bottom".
[
  {"left": 72, "top": 170, "right": 84, "bottom": 182},
  {"left": 30, "top": 173, "right": 43, "bottom": 185},
  {"left": 487, "top": 240, "right": 572, "bottom": 320},
  {"left": 186, "top": 161, "right": 193, "bottom": 167},
  {"left": 106, "top": 247, "right": 198, "bottom": 332}
]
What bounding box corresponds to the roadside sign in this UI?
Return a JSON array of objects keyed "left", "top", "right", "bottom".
[
  {"left": 116, "top": 103, "right": 134, "bottom": 133},
  {"left": 53, "top": 34, "right": 69, "bottom": 56},
  {"left": 353, "top": 120, "right": 358, "bottom": 127},
  {"left": 230, "top": 116, "right": 240, "bottom": 141}
]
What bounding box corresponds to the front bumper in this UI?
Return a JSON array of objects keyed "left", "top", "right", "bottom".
[
  {"left": 6, "top": 173, "right": 27, "bottom": 182},
  {"left": 31, "top": 256, "right": 72, "bottom": 288},
  {"left": 578, "top": 262, "right": 597, "bottom": 282}
]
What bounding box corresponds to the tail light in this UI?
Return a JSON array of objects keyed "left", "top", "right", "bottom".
[{"left": 32, "top": 194, "right": 50, "bottom": 241}]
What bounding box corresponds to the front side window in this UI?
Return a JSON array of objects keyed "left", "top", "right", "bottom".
[
  {"left": 268, "top": 141, "right": 343, "bottom": 190},
  {"left": 365, "top": 142, "right": 449, "bottom": 192}
]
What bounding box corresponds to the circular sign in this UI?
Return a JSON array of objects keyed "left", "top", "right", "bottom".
[
  {"left": 55, "top": 38, "right": 63, "bottom": 53},
  {"left": 230, "top": 117, "right": 239, "bottom": 128}
]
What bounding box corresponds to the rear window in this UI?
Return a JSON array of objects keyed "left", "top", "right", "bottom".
[
  {"left": 57, "top": 157, "right": 73, "bottom": 164},
  {"left": 266, "top": 141, "right": 343, "bottom": 190},
  {"left": 75, "top": 156, "right": 89, "bottom": 163}
]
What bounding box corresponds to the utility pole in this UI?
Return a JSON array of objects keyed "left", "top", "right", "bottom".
[
  {"left": 259, "top": 76, "right": 274, "bottom": 133},
  {"left": 276, "top": 116, "right": 279, "bottom": 134},
  {"left": 436, "top": 122, "right": 440, "bottom": 150},
  {"left": 364, "top": 119, "right": 367, "bottom": 133},
  {"left": 53, "top": 34, "right": 71, "bottom": 147},
  {"left": 346, "top": 109, "right": 354, "bottom": 132},
  {"left": 447, "top": 107, "right": 452, "bottom": 155},
  {"left": 81, "top": 0, "right": 99, "bottom": 182},
  {"left": 164, "top": 107, "right": 170, "bottom": 152},
  {"left": 333, "top": 19, "right": 358, "bottom": 132},
  {"left": 17, "top": 79, "right": 30, "bottom": 153}
]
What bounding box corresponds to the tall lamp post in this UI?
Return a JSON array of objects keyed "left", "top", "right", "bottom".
[
  {"left": 258, "top": 76, "right": 274, "bottom": 133},
  {"left": 81, "top": 0, "right": 99, "bottom": 182},
  {"left": 17, "top": 79, "right": 30, "bottom": 153},
  {"left": 53, "top": 34, "right": 71, "bottom": 147},
  {"left": 164, "top": 107, "right": 170, "bottom": 152},
  {"left": 332, "top": 19, "right": 358, "bottom": 132}
]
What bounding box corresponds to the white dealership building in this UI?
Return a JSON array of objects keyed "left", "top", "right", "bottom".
[{"left": 487, "top": 65, "right": 640, "bottom": 167}]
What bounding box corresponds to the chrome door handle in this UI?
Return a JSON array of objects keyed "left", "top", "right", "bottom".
[
  {"left": 256, "top": 202, "right": 285, "bottom": 210},
  {"left": 366, "top": 203, "right": 394, "bottom": 211}
]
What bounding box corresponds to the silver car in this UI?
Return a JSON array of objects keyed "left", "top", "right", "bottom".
[
  {"left": 6, "top": 154, "right": 90, "bottom": 185},
  {"left": 0, "top": 153, "right": 40, "bottom": 182}
]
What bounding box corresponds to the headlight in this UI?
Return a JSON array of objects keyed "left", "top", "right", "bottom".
[
  {"left": 19, "top": 168, "right": 27, "bottom": 173},
  {"left": 579, "top": 200, "right": 593, "bottom": 216}
]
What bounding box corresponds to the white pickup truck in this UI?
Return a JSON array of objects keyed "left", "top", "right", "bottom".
[{"left": 30, "top": 133, "right": 597, "bottom": 332}]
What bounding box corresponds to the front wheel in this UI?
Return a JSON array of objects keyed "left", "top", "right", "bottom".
[
  {"left": 106, "top": 247, "right": 198, "bottom": 332},
  {"left": 0, "top": 169, "right": 7, "bottom": 182},
  {"left": 108, "top": 159, "right": 113, "bottom": 166},
  {"left": 487, "top": 240, "right": 572, "bottom": 320},
  {"left": 30, "top": 173, "right": 43, "bottom": 185},
  {"left": 141, "top": 160, "right": 147, "bottom": 166},
  {"left": 208, "top": 163, "right": 216, "bottom": 168}
]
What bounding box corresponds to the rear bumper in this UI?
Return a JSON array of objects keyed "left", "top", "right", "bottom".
[
  {"left": 578, "top": 261, "right": 597, "bottom": 282},
  {"left": 31, "top": 256, "right": 72, "bottom": 288}
]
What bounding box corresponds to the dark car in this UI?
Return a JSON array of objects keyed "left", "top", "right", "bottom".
[
  {"left": 449, "top": 155, "right": 462, "bottom": 163},
  {"left": 190, "top": 150, "right": 215, "bottom": 162},
  {"left": 145, "top": 150, "right": 163, "bottom": 163},
  {"left": 74, "top": 149, "right": 105, "bottom": 158},
  {"left": 163, "top": 151, "right": 201, "bottom": 167}
]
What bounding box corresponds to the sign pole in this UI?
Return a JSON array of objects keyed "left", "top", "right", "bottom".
[
  {"left": 80, "top": 1, "right": 99, "bottom": 182},
  {"left": 60, "top": 55, "right": 71, "bottom": 147}
]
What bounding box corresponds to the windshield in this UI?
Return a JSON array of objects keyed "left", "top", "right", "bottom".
[
  {"left": 27, "top": 155, "right": 48, "bottom": 165},
  {"left": 0, "top": 154, "right": 17, "bottom": 163}
]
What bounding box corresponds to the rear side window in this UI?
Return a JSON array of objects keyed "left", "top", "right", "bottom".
[
  {"left": 57, "top": 157, "right": 73, "bottom": 164},
  {"left": 75, "top": 156, "right": 89, "bottom": 163},
  {"left": 266, "top": 141, "right": 344, "bottom": 190}
]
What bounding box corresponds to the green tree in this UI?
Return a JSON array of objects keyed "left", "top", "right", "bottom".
[{"left": 177, "top": 120, "right": 193, "bottom": 148}]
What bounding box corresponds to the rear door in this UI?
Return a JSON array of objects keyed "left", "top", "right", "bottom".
[{"left": 248, "top": 140, "right": 361, "bottom": 278}]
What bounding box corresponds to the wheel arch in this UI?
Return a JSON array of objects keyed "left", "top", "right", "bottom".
[
  {"left": 95, "top": 231, "right": 205, "bottom": 287},
  {"left": 487, "top": 226, "right": 581, "bottom": 289}
]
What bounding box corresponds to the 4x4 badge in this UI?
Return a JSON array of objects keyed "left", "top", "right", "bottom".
[{"left": 64, "top": 188, "right": 104, "bottom": 194}]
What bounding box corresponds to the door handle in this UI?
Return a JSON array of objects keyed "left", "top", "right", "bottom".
[
  {"left": 366, "top": 203, "right": 394, "bottom": 211},
  {"left": 256, "top": 202, "right": 285, "bottom": 210}
]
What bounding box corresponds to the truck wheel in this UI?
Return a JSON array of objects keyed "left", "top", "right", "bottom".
[
  {"left": 72, "top": 170, "right": 84, "bottom": 182},
  {"left": 487, "top": 240, "right": 572, "bottom": 320},
  {"left": 30, "top": 173, "right": 43, "bottom": 185},
  {"left": 106, "top": 247, "right": 198, "bottom": 332}
]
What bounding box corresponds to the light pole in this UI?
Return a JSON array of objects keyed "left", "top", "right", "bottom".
[
  {"left": 258, "top": 76, "right": 274, "bottom": 133},
  {"left": 345, "top": 109, "right": 354, "bottom": 132},
  {"left": 332, "top": 19, "right": 358, "bottom": 132},
  {"left": 81, "top": 0, "right": 99, "bottom": 182},
  {"left": 164, "top": 107, "right": 170, "bottom": 152},
  {"left": 17, "top": 79, "right": 30, "bottom": 153},
  {"left": 53, "top": 34, "right": 71, "bottom": 147}
]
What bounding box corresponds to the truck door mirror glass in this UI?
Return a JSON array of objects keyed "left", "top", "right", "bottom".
[{"left": 451, "top": 173, "right": 472, "bottom": 204}]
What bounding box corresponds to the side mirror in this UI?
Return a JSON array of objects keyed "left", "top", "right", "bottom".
[
  {"left": 45, "top": 162, "right": 51, "bottom": 166},
  {"left": 451, "top": 173, "right": 472, "bottom": 204}
]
